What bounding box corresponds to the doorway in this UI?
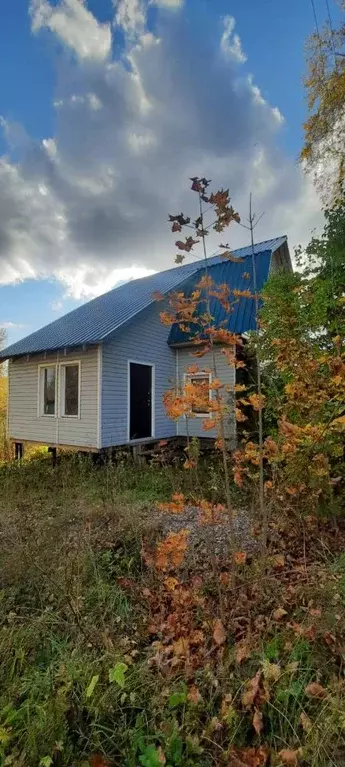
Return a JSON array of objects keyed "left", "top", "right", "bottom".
[{"left": 129, "top": 362, "right": 154, "bottom": 441}]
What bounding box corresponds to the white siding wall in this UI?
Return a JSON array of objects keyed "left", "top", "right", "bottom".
[
  {"left": 176, "top": 346, "right": 236, "bottom": 444},
  {"left": 8, "top": 346, "right": 99, "bottom": 448}
]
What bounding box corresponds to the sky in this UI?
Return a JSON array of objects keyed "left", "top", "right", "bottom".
[{"left": 0, "top": 0, "right": 337, "bottom": 347}]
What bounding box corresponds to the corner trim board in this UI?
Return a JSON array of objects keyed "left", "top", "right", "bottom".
[{"left": 97, "top": 344, "right": 102, "bottom": 449}]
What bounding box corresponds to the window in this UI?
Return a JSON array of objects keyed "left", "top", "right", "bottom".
[
  {"left": 61, "top": 363, "right": 80, "bottom": 417},
  {"left": 185, "top": 372, "right": 212, "bottom": 416},
  {"left": 39, "top": 365, "right": 57, "bottom": 416}
]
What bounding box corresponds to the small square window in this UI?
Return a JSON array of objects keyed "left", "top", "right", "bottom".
[
  {"left": 185, "top": 372, "right": 212, "bottom": 416},
  {"left": 61, "top": 363, "right": 80, "bottom": 417}
]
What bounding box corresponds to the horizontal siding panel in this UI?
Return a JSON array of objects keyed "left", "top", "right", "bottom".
[{"left": 9, "top": 347, "right": 99, "bottom": 448}]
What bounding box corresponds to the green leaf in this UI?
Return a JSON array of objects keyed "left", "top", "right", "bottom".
[
  {"left": 138, "top": 745, "right": 164, "bottom": 767},
  {"left": 39, "top": 758, "right": 53, "bottom": 767},
  {"left": 86, "top": 674, "right": 99, "bottom": 699},
  {"left": 108, "top": 662, "right": 128, "bottom": 688},
  {"left": 0, "top": 727, "right": 10, "bottom": 745},
  {"left": 168, "top": 690, "right": 187, "bottom": 708}
]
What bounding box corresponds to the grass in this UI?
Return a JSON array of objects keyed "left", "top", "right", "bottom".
[{"left": 0, "top": 453, "right": 345, "bottom": 766}]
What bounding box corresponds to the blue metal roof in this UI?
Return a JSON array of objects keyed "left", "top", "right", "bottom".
[
  {"left": 0, "top": 236, "right": 287, "bottom": 360},
  {"left": 168, "top": 250, "right": 272, "bottom": 345}
]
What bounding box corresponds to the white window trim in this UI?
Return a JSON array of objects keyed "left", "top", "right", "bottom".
[
  {"left": 59, "top": 360, "right": 81, "bottom": 419},
  {"left": 37, "top": 363, "right": 58, "bottom": 418},
  {"left": 127, "top": 359, "right": 155, "bottom": 442},
  {"left": 184, "top": 370, "right": 212, "bottom": 418}
]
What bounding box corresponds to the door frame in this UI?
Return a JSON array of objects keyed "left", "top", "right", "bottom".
[{"left": 127, "top": 359, "right": 155, "bottom": 442}]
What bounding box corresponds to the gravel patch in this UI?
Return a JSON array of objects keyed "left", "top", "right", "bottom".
[{"left": 151, "top": 505, "right": 258, "bottom": 559}]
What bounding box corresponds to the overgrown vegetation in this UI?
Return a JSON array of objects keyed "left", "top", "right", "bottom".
[{"left": 1, "top": 454, "right": 345, "bottom": 767}]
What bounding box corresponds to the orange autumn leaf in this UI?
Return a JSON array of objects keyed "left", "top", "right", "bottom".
[
  {"left": 235, "top": 641, "right": 251, "bottom": 664},
  {"left": 155, "top": 529, "right": 189, "bottom": 570},
  {"left": 90, "top": 756, "right": 108, "bottom": 767},
  {"left": 202, "top": 418, "right": 217, "bottom": 431},
  {"left": 164, "top": 577, "right": 179, "bottom": 592},
  {"left": 157, "top": 493, "right": 185, "bottom": 514},
  {"left": 160, "top": 311, "right": 175, "bottom": 327},
  {"left": 236, "top": 408, "right": 248, "bottom": 422},
  {"left": 273, "top": 607, "right": 288, "bottom": 621},
  {"left": 187, "top": 685, "right": 202, "bottom": 704},
  {"left": 183, "top": 458, "right": 197, "bottom": 469},
  {"left": 241, "top": 671, "right": 261, "bottom": 708},
  {"left": 248, "top": 393, "right": 266, "bottom": 411},
  {"left": 153, "top": 290, "right": 165, "bottom": 301},
  {"left": 234, "top": 551, "right": 247, "bottom": 565},
  {"left": 228, "top": 746, "right": 269, "bottom": 766},
  {"left": 305, "top": 682, "right": 327, "bottom": 699},
  {"left": 213, "top": 618, "right": 226, "bottom": 646},
  {"left": 278, "top": 749, "right": 300, "bottom": 766},
  {"left": 253, "top": 708, "right": 263, "bottom": 736},
  {"left": 300, "top": 712, "right": 312, "bottom": 732}
]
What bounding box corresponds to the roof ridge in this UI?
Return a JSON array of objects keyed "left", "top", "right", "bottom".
[{"left": 0, "top": 235, "right": 288, "bottom": 360}]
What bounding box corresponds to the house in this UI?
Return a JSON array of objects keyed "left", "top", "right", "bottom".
[{"left": 0, "top": 237, "right": 291, "bottom": 456}]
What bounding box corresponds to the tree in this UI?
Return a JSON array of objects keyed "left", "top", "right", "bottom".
[
  {"left": 236, "top": 203, "right": 345, "bottom": 517},
  {"left": 0, "top": 327, "right": 6, "bottom": 377},
  {"left": 301, "top": 2, "right": 345, "bottom": 201}
]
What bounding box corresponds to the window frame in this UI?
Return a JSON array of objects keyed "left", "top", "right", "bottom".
[
  {"left": 38, "top": 363, "right": 58, "bottom": 418},
  {"left": 59, "top": 360, "right": 81, "bottom": 419},
  {"left": 184, "top": 371, "right": 212, "bottom": 418}
]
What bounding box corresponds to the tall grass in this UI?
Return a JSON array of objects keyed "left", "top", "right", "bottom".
[{"left": 0, "top": 455, "right": 345, "bottom": 765}]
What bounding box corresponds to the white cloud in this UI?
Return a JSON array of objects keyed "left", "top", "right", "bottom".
[
  {"left": 114, "top": 0, "right": 146, "bottom": 36},
  {"left": 220, "top": 15, "right": 247, "bottom": 64},
  {"left": 150, "top": 0, "right": 183, "bottom": 7},
  {"left": 56, "top": 265, "right": 155, "bottom": 299},
  {"left": 1, "top": 322, "right": 26, "bottom": 329},
  {"left": 0, "top": 0, "right": 322, "bottom": 300},
  {"left": 30, "top": 0, "right": 111, "bottom": 60},
  {"left": 51, "top": 300, "right": 64, "bottom": 311}
]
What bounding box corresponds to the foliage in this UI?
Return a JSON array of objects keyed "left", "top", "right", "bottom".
[
  {"left": 235, "top": 204, "right": 345, "bottom": 516},
  {"left": 301, "top": 1, "right": 345, "bottom": 201},
  {"left": 0, "top": 456, "right": 345, "bottom": 765}
]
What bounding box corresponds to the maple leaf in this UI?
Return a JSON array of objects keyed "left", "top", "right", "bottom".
[
  {"left": 153, "top": 290, "right": 165, "bottom": 302},
  {"left": 175, "top": 253, "right": 185, "bottom": 264},
  {"left": 253, "top": 708, "right": 263, "bottom": 736},
  {"left": 234, "top": 551, "right": 247, "bottom": 565},
  {"left": 235, "top": 641, "right": 251, "bottom": 664},
  {"left": 213, "top": 618, "right": 226, "bottom": 646},
  {"left": 164, "top": 577, "right": 179, "bottom": 592},
  {"left": 157, "top": 746, "right": 166, "bottom": 765},
  {"left": 221, "top": 250, "right": 245, "bottom": 263},
  {"left": 278, "top": 749, "right": 300, "bottom": 766},
  {"left": 241, "top": 671, "right": 261, "bottom": 708},
  {"left": 305, "top": 682, "right": 327, "bottom": 698},
  {"left": 273, "top": 607, "right": 288, "bottom": 621},
  {"left": 172, "top": 221, "right": 182, "bottom": 232},
  {"left": 184, "top": 458, "right": 197, "bottom": 469},
  {"left": 300, "top": 712, "right": 312, "bottom": 732},
  {"left": 228, "top": 746, "right": 269, "bottom": 766},
  {"left": 90, "top": 756, "right": 108, "bottom": 767},
  {"left": 190, "top": 177, "right": 202, "bottom": 192},
  {"left": 187, "top": 685, "right": 202, "bottom": 704}
]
